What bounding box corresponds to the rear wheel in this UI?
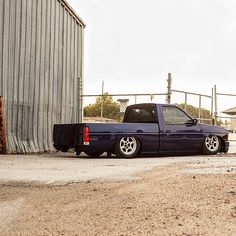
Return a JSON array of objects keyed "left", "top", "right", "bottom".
[
  {"left": 115, "top": 137, "right": 140, "bottom": 158},
  {"left": 60, "top": 147, "right": 68, "bottom": 152},
  {"left": 202, "top": 135, "right": 221, "bottom": 154}
]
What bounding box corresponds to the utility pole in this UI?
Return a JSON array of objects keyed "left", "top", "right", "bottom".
[
  {"left": 166, "top": 73, "right": 172, "bottom": 104},
  {"left": 100, "top": 81, "right": 104, "bottom": 122}
]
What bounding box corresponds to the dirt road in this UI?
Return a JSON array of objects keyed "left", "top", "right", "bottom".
[{"left": 0, "top": 154, "right": 236, "bottom": 235}]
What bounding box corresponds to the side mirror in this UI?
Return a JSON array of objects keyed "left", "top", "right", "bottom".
[{"left": 185, "top": 119, "right": 198, "bottom": 126}]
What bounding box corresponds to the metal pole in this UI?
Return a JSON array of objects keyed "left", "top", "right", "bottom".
[
  {"left": 100, "top": 81, "right": 104, "bottom": 122},
  {"left": 211, "top": 87, "right": 214, "bottom": 125},
  {"left": 184, "top": 92, "right": 187, "bottom": 111},
  {"left": 78, "top": 77, "right": 83, "bottom": 123},
  {"left": 166, "top": 73, "right": 172, "bottom": 104},
  {"left": 198, "top": 95, "right": 202, "bottom": 122},
  {"left": 214, "top": 85, "right": 218, "bottom": 120},
  {"left": 79, "top": 28, "right": 85, "bottom": 123}
]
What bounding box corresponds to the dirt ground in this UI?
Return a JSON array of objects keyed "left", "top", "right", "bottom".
[{"left": 0, "top": 156, "right": 236, "bottom": 236}]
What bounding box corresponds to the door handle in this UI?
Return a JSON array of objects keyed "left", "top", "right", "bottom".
[
  {"left": 165, "top": 130, "right": 171, "bottom": 135},
  {"left": 137, "top": 130, "right": 143, "bottom": 133}
]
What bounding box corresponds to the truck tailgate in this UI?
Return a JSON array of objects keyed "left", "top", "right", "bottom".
[{"left": 53, "top": 124, "right": 84, "bottom": 148}]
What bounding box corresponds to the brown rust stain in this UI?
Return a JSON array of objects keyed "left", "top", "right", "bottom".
[{"left": 0, "top": 96, "right": 6, "bottom": 154}]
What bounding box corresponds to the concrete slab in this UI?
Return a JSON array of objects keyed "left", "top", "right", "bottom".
[{"left": 0, "top": 153, "right": 235, "bottom": 185}]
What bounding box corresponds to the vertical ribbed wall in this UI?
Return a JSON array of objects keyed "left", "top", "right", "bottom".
[{"left": 0, "top": 0, "right": 85, "bottom": 153}]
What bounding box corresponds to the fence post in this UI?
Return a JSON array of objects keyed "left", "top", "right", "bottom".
[
  {"left": 100, "top": 81, "right": 104, "bottom": 122},
  {"left": 166, "top": 73, "right": 172, "bottom": 104},
  {"left": 198, "top": 95, "right": 202, "bottom": 122},
  {"left": 184, "top": 92, "right": 187, "bottom": 111},
  {"left": 213, "top": 85, "right": 218, "bottom": 125},
  {"left": 211, "top": 87, "right": 214, "bottom": 125},
  {"left": 0, "top": 96, "right": 7, "bottom": 154}
]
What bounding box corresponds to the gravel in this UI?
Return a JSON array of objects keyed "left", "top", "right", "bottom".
[{"left": 0, "top": 153, "right": 235, "bottom": 235}]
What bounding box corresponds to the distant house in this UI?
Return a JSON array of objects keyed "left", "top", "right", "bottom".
[{"left": 222, "top": 107, "right": 236, "bottom": 132}]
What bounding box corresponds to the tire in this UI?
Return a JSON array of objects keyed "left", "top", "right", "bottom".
[
  {"left": 61, "top": 147, "right": 68, "bottom": 152},
  {"left": 202, "top": 135, "right": 221, "bottom": 155},
  {"left": 76, "top": 151, "right": 81, "bottom": 157},
  {"left": 115, "top": 137, "right": 140, "bottom": 158},
  {"left": 75, "top": 148, "right": 81, "bottom": 157},
  {"left": 85, "top": 152, "right": 103, "bottom": 157}
]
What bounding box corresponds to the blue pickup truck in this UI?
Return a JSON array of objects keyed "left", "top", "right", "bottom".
[{"left": 53, "top": 103, "right": 229, "bottom": 158}]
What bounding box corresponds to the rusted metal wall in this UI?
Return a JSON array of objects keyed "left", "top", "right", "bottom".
[
  {"left": 0, "top": 0, "right": 85, "bottom": 153},
  {"left": 0, "top": 96, "right": 6, "bottom": 153}
]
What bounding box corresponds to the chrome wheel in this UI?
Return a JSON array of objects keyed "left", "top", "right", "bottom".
[
  {"left": 115, "top": 137, "right": 140, "bottom": 158},
  {"left": 120, "top": 137, "right": 137, "bottom": 155},
  {"left": 204, "top": 136, "right": 220, "bottom": 153}
]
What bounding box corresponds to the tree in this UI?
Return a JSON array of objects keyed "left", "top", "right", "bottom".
[
  {"left": 84, "top": 93, "right": 120, "bottom": 120},
  {"left": 178, "top": 103, "right": 212, "bottom": 124}
]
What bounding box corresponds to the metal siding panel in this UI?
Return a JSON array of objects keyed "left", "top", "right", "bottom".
[
  {"left": 28, "top": 0, "right": 37, "bottom": 152},
  {"left": 78, "top": 26, "right": 83, "bottom": 122},
  {"left": 10, "top": 0, "right": 18, "bottom": 153},
  {"left": 71, "top": 20, "right": 76, "bottom": 122},
  {"left": 22, "top": 0, "right": 32, "bottom": 152},
  {"left": 6, "top": 0, "right": 17, "bottom": 152},
  {"left": 73, "top": 23, "right": 78, "bottom": 123},
  {"left": 57, "top": 3, "right": 63, "bottom": 124},
  {"left": 33, "top": 0, "right": 42, "bottom": 152},
  {"left": 61, "top": 7, "right": 67, "bottom": 124},
  {"left": 43, "top": 0, "right": 50, "bottom": 151},
  {"left": 17, "top": 0, "right": 27, "bottom": 153},
  {"left": 59, "top": 4, "right": 64, "bottom": 124},
  {"left": 53, "top": 0, "right": 60, "bottom": 125},
  {"left": 12, "top": 0, "right": 22, "bottom": 153},
  {"left": 48, "top": 0, "right": 55, "bottom": 150},
  {"left": 4, "top": 0, "right": 10, "bottom": 151},
  {"left": 0, "top": 0, "right": 3, "bottom": 95},
  {"left": 2, "top": 0, "right": 84, "bottom": 153},
  {"left": 66, "top": 12, "right": 72, "bottom": 123},
  {"left": 37, "top": 0, "right": 46, "bottom": 152},
  {"left": 77, "top": 27, "right": 81, "bottom": 122}
]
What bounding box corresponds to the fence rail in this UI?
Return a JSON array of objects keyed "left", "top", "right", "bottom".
[{"left": 82, "top": 90, "right": 213, "bottom": 124}]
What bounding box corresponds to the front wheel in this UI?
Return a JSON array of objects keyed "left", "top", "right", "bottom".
[
  {"left": 115, "top": 137, "right": 140, "bottom": 158},
  {"left": 202, "top": 135, "right": 221, "bottom": 154}
]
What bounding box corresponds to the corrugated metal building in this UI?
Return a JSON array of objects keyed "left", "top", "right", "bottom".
[{"left": 0, "top": 0, "right": 85, "bottom": 153}]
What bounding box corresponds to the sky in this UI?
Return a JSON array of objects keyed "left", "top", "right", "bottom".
[{"left": 67, "top": 0, "right": 236, "bottom": 113}]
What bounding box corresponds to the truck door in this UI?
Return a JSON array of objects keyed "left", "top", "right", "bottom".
[
  {"left": 124, "top": 104, "right": 160, "bottom": 153},
  {"left": 159, "top": 105, "right": 203, "bottom": 153}
]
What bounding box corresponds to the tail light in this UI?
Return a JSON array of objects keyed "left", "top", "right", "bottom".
[{"left": 83, "top": 126, "right": 90, "bottom": 145}]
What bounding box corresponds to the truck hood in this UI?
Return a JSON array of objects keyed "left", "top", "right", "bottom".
[{"left": 199, "top": 123, "right": 228, "bottom": 134}]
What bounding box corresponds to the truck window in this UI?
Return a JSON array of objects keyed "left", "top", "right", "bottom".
[
  {"left": 124, "top": 106, "right": 157, "bottom": 123},
  {"left": 163, "top": 106, "right": 191, "bottom": 124}
]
